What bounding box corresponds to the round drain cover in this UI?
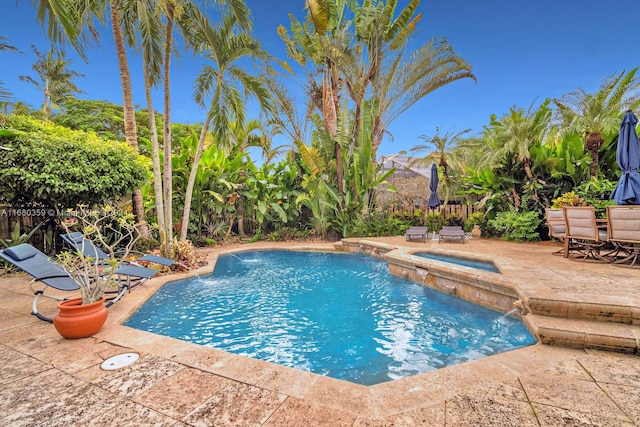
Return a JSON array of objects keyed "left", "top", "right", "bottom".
[{"left": 101, "top": 353, "right": 140, "bottom": 370}]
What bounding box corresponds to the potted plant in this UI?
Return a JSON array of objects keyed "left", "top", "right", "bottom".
[{"left": 52, "top": 205, "right": 146, "bottom": 339}]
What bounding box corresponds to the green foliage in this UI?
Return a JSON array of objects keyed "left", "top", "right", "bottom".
[
  {"left": 350, "top": 212, "right": 411, "bottom": 237},
  {"left": 574, "top": 176, "right": 618, "bottom": 216},
  {"left": 265, "top": 227, "right": 314, "bottom": 242},
  {"left": 391, "top": 208, "right": 424, "bottom": 226},
  {"left": 134, "top": 237, "right": 160, "bottom": 253},
  {"left": 0, "top": 115, "right": 149, "bottom": 209},
  {"left": 0, "top": 221, "right": 43, "bottom": 249},
  {"left": 551, "top": 191, "right": 585, "bottom": 208},
  {"left": 445, "top": 213, "right": 464, "bottom": 227},
  {"left": 52, "top": 97, "right": 199, "bottom": 151},
  {"left": 488, "top": 210, "right": 542, "bottom": 242},
  {"left": 425, "top": 212, "right": 446, "bottom": 233},
  {"left": 464, "top": 212, "right": 487, "bottom": 233}
]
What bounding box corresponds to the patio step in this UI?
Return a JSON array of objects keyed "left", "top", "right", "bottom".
[{"left": 524, "top": 314, "right": 640, "bottom": 353}]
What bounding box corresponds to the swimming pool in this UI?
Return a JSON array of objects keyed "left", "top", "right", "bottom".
[
  {"left": 413, "top": 252, "right": 500, "bottom": 273},
  {"left": 125, "top": 251, "right": 536, "bottom": 385}
]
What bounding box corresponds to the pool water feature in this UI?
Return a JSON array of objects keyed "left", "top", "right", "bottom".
[
  {"left": 414, "top": 252, "right": 500, "bottom": 273},
  {"left": 125, "top": 251, "right": 536, "bottom": 385}
]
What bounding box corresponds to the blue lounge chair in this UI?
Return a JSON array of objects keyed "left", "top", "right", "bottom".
[
  {"left": 0, "top": 243, "right": 158, "bottom": 322},
  {"left": 61, "top": 232, "right": 180, "bottom": 269}
]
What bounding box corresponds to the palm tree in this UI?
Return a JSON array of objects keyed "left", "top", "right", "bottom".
[
  {"left": 371, "top": 36, "right": 475, "bottom": 155},
  {"left": 0, "top": 36, "right": 20, "bottom": 106},
  {"left": 278, "top": 0, "right": 353, "bottom": 198},
  {"left": 480, "top": 100, "right": 552, "bottom": 209},
  {"left": 411, "top": 127, "right": 471, "bottom": 206},
  {"left": 161, "top": 0, "right": 251, "bottom": 250},
  {"left": 485, "top": 100, "right": 552, "bottom": 181},
  {"left": 19, "top": 46, "right": 85, "bottom": 119},
  {"left": 28, "top": 0, "right": 149, "bottom": 228},
  {"left": 179, "top": 12, "right": 272, "bottom": 241},
  {"left": 345, "top": 0, "right": 423, "bottom": 148},
  {"left": 554, "top": 68, "right": 640, "bottom": 177}
]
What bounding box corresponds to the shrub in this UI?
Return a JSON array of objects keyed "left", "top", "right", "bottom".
[
  {"left": 266, "top": 227, "right": 314, "bottom": 241},
  {"left": 390, "top": 208, "right": 424, "bottom": 226},
  {"left": 574, "top": 177, "right": 617, "bottom": 217},
  {"left": 445, "top": 213, "right": 464, "bottom": 227},
  {"left": 464, "top": 211, "right": 487, "bottom": 233},
  {"left": 171, "top": 238, "right": 197, "bottom": 268},
  {"left": 350, "top": 213, "right": 411, "bottom": 237},
  {"left": 134, "top": 237, "right": 160, "bottom": 253},
  {"left": 488, "top": 210, "right": 542, "bottom": 242},
  {"left": 0, "top": 114, "right": 149, "bottom": 209},
  {"left": 551, "top": 192, "right": 584, "bottom": 208},
  {"left": 425, "top": 212, "right": 445, "bottom": 233}
]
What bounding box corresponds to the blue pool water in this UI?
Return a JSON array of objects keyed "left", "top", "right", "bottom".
[
  {"left": 125, "top": 251, "right": 535, "bottom": 385},
  {"left": 414, "top": 252, "right": 500, "bottom": 273}
]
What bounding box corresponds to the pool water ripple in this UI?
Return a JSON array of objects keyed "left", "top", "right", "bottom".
[{"left": 125, "top": 250, "right": 535, "bottom": 385}]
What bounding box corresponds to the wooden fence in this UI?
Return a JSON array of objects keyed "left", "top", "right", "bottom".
[
  {"left": 0, "top": 207, "right": 55, "bottom": 252},
  {"left": 1, "top": 203, "right": 483, "bottom": 252},
  {"left": 387, "top": 204, "right": 481, "bottom": 221}
]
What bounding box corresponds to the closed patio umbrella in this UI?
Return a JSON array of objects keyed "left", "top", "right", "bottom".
[
  {"left": 428, "top": 163, "right": 441, "bottom": 210},
  {"left": 428, "top": 163, "right": 441, "bottom": 238},
  {"left": 610, "top": 110, "right": 640, "bottom": 205}
]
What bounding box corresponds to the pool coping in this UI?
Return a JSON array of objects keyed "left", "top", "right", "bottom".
[
  {"left": 92, "top": 238, "right": 639, "bottom": 418},
  {"left": 93, "top": 241, "right": 534, "bottom": 418},
  {"left": 2, "top": 238, "right": 640, "bottom": 424}
]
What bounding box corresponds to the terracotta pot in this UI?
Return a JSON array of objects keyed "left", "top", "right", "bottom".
[{"left": 53, "top": 297, "right": 108, "bottom": 339}]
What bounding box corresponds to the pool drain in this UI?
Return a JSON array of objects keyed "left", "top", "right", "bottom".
[{"left": 101, "top": 352, "right": 140, "bottom": 370}]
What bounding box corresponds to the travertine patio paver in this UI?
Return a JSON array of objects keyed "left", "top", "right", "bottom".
[{"left": 1, "top": 238, "right": 639, "bottom": 426}]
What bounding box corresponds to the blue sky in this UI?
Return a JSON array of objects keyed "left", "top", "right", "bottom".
[{"left": 1, "top": 0, "right": 639, "bottom": 160}]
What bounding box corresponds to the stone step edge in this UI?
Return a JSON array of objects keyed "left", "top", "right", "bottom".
[
  {"left": 524, "top": 314, "right": 640, "bottom": 354},
  {"left": 522, "top": 296, "right": 639, "bottom": 325}
]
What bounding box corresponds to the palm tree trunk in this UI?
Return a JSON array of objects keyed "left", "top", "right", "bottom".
[
  {"left": 322, "top": 66, "right": 343, "bottom": 198},
  {"left": 111, "top": 4, "right": 148, "bottom": 234},
  {"left": 180, "top": 115, "right": 211, "bottom": 241},
  {"left": 163, "top": 4, "right": 175, "bottom": 252},
  {"left": 143, "top": 58, "right": 167, "bottom": 251}
]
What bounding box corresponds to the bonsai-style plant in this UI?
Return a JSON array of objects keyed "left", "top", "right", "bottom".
[{"left": 56, "top": 205, "right": 149, "bottom": 304}]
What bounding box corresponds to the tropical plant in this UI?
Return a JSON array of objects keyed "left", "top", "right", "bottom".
[
  {"left": 551, "top": 192, "right": 584, "bottom": 208},
  {"left": 574, "top": 176, "right": 617, "bottom": 217},
  {"left": 350, "top": 212, "right": 411, "bottom": 238},
  {"left": 19, "top": 46, "right": 85, "bottom": 119},
  {"left": 0, "top": 36, "right": 19, "bottom": 108},
  {"left": 179, "top": 11, "right": 271, "bottom": 241},
  {"left": 464, "top": 211, "right": 486, "bottom": 233},
  {"left": 425, "top": 212, "right": 445, "bottom": 233},
  {"left": 480, "top": 100, "right": 552, "bottom": 210},
  {"left": 0, "top": 222, "right": 44, "bottom": 249},
  {"left": 553, "top": 68, "right": 640, "bottom": 177},
  {"left": 411, "top": 127, "right": 471, "bottom": 206},
  {"left": 29, "top": 0, "right": 149, "bottom": 228}
]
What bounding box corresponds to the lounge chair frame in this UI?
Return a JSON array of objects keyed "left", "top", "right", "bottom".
[
  {"left": 61, "top": 232, "right": 183, "bottom": 269},
  {"left": 438, "top": 226, "right": 466, "bottom": 244},
  {"left": 562, "top": 206, "right": 610, "bottom": 261},
  {"left": 405, "top": 226, "right": 428, "bottom": 243},
  {"left": 0, "top": 243, "right": 157, "bottom": 322},
  {"left": 606, "top": 205, "right": 640, "bottom": 267},
  {"left": 545, "top": 208, "right": 569, "bottom": 255}
]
